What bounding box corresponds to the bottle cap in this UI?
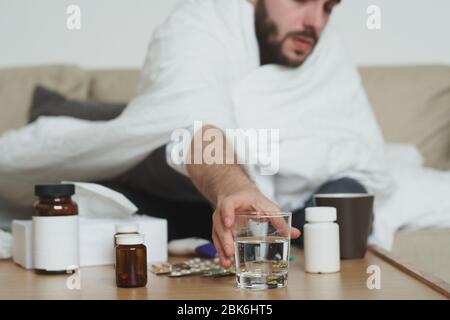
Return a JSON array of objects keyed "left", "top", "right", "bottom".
[
  {"left": 35, "top": 184, "right": 75, "bottom": 197},
  {"left": 115, "top": 224, "right": 139, "bottom": 234},
  {"left": 305, "top": 207, "right": 337, "bottom": 222},
  {"left": 116, "top": 234, "right": 144, "bottom": 245}
]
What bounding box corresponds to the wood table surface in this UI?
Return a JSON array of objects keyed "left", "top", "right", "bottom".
[{"left": 0, "top": 247, "right": 448, "bottom": 300}]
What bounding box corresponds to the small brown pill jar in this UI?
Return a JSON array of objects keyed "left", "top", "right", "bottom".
[
  {"left": 114, "top": 224, "right": 139, "bottom": 247},
  {"left": 115, "top": 234, "right": 147, "bottom": 288},
  {"left": 33, "top": 184, "right": 79, "bottom": 274}
]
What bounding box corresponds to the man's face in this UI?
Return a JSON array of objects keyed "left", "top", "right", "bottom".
[{"left": 253, "top": 0, "right": 340, "bottom": 67}]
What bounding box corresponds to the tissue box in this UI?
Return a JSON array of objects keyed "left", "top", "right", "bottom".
[
  {"left": 12, "top": 220, "right": 33, "bottom": 269},
  {"left": 80, "top": 216, "right": 167, "bottom": 266},
  {"left": 12, "top": 215, "right": 167, "bottom": 269}
]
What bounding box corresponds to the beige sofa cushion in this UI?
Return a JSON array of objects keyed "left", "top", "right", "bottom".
[
  {"left": 88, "top": 69, "right": 139, "bottom": 103},
  {"left": 360, "top": 66, "right": 450, "bottom": 170},
  {"left": 0, "top": 65, "right": 90, "bottom": 134}
]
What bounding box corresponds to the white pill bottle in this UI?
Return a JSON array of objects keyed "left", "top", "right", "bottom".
[{"left": 304, "top": 207, "right": 340, "bottom": 273}]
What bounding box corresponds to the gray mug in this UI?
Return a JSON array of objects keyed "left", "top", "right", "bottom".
[{"left": 313, "top": 193, "right": 374, "bottom": 259}]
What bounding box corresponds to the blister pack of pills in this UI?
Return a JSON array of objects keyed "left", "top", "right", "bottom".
[{"left": 151, "top": 258, "right": 235, "bottom": 278}]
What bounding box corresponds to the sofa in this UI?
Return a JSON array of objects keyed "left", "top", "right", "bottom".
[{"left": 0, "top": 64, "right": 449, "bottom": 283}]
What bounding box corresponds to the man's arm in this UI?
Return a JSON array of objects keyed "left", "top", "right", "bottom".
[{"left": 186, "top": 125, "right": 300, "bottom": 268}]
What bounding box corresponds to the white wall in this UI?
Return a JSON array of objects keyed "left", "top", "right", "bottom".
[
  {"left": 1, "top": 0, "right": 449, "bottom": 68},
  {"left": 331, "top": 0, "right": 450, "bottom": 66},
  {"left": 0, "top": 0, "right": 180, "bottom": 68}
]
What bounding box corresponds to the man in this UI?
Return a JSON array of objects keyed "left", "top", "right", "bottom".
[{"left": 113, "top": 0, "right": 392, "bottom": 268}]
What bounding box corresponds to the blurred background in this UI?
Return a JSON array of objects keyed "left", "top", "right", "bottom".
[{"left": 1, "top": 0, "right": 450, "bottom": 68}]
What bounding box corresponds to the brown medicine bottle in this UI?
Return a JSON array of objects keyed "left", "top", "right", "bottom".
[
  {"left": 33, "top": 184, "right": 79, "bottom": 274},
  {"left": 115, "top": 234, "right": 148, "bottom": 288}
]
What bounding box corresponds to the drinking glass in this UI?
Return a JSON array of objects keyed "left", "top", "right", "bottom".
[{"left": 232, "top": 211, "right": 292, "bottom": 290}]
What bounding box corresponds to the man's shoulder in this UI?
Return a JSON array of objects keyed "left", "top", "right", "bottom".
[
  {"left": 151, "top": 0, "right": 228, "bottom": 55},
  {"left": 161, "top": 0, "right": 244, "bottom": 32},
  {"left": 165, "top": 0, "right": 218, "bottom": 27}
]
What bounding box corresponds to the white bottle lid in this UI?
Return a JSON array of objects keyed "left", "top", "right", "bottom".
[
  {"left": 305, "top": 207, "right": 337, "bottom": 222},
  {"left": 116, "top": 234, "right": 144, "bottom": 245},
  {"left": 115, "top": 224, "right": 139, "bottom": 234}
]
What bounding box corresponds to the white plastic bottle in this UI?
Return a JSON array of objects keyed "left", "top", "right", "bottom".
[{"left": 304, "top": 207, "right": 340, "bottom": 273}]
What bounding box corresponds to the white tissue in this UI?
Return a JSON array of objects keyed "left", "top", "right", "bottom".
[
  {"left": 168, "top": 238, "right": 210, "bottom": 256},
  {"left": 0, "top": 229, "right": 12, "bottom": 259},
  {"left": 62, "top": 181, "right": 137, "bottom": 218}
]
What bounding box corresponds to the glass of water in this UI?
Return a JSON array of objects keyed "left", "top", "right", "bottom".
[{"left": 232, "top": 211, "right": 292, "bottom": 290}]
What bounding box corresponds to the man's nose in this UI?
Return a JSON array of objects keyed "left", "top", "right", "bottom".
[{"left": 301, "top": 2, "right": 327, "bottom": 35}]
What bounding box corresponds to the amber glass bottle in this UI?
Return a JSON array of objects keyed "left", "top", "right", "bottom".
[
  {"left": 33, "top": 184, "right": 79, "bottom": 274},
  {"left": 115, "top": 234, "right": 147, "bottom": 288}
]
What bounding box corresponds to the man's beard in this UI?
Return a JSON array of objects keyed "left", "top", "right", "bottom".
[{"left": 255, "top": 0, "right": 318, "bottom": 68}]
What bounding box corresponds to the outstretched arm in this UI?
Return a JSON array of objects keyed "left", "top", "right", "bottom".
[{"left": 186, "top": 125, "right": 300, "bottom": 268}]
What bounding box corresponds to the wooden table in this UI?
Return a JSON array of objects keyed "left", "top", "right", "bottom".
[{"left": 0, "top": 246, "right": 448, "bottom": 300}]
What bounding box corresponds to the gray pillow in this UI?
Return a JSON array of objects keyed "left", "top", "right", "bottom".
[{"left": 29, "top": 86, "right": 126, "bottom": 123}]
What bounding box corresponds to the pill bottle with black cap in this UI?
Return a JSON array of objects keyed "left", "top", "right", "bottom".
[{"left": 33, "top": 184, "right": 79, "bottom": 274}]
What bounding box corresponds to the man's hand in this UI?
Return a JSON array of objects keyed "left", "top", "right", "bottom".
[
  {"left": 186, "top": 125, "right": 300, "bottom": 268},
  {"left": 212, "top": 186, "right": 301, "bottom": 268}
]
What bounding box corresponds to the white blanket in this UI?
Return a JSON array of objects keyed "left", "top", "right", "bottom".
[
  {"left": 370, "top": 144, "right": 450, "bottom": 249},
  {"left": 0, "top": 0, "right": 448, "bottom": 250}
]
